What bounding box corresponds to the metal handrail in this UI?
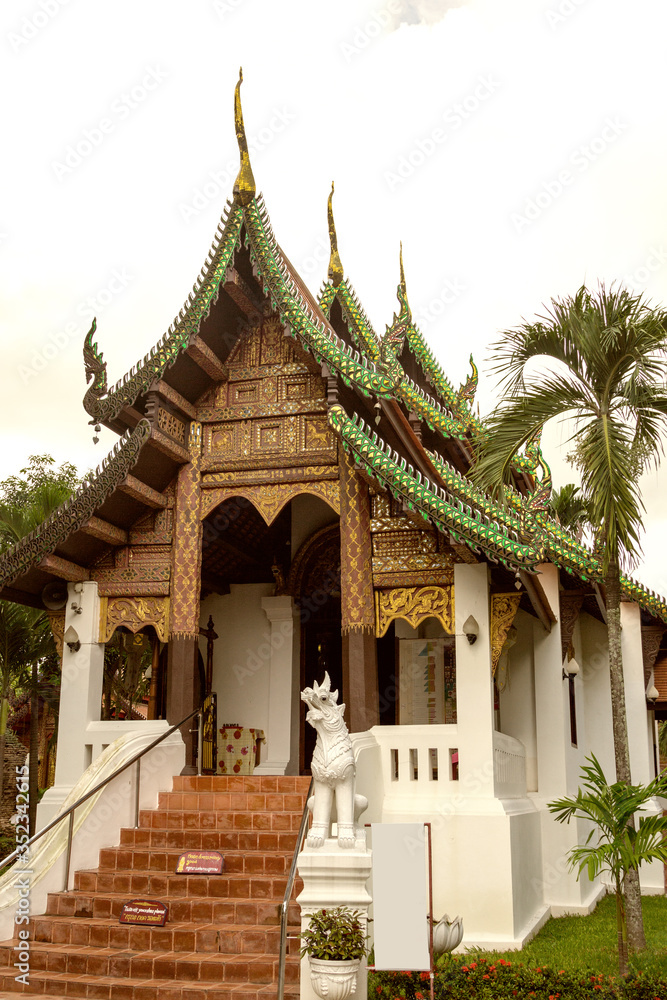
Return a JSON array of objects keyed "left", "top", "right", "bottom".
[
  {"left": 0, "top": 702, "right": 208, "bottom": 885},
  {"left": 277, "top": 776, "right": 313, "bottom": 1000}
]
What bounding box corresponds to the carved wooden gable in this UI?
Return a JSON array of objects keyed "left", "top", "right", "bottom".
[{"left": 199, "top": 316, "right": 337, "bottom": 473}]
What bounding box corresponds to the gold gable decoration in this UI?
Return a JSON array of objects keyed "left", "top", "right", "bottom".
[
  {"left": 200, "top": 480, "right": 340, "bottom": 526},
  {"left": 375, "top": 586, "right": 454, "bottom": 638},
  {"left": 490, "top": 593, "right": 522, "bottom": 676},
  {"left": 99, "top": 596, "right": 170, "bottom": 643}
]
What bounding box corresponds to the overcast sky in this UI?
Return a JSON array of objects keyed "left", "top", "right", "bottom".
[{"left": 2, "top": 0, "right": 667, "bottom": 594}]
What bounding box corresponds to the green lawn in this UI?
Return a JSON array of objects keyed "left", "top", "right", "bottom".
[{"left": 458, "top": 894, "right": 667, "bottom": 977}]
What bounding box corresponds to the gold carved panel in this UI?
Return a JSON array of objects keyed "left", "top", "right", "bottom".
[
  {"left": 375, "top": 586, "right": 455, "bottom": 638},
  {"left": 200, "top": 481, "right": 340, "bottom": 526},
  {"left": 490, "top": 593, "right": 522, "bottom": 676},
  {"left": 99, "top": 596, "right": 170, "bottom": 643},
  {"left": 157, "top": 407, "right": 186, "bottom": 443},
  {"left": 47, "top": 611, "right": 65, "bottom": 659}
]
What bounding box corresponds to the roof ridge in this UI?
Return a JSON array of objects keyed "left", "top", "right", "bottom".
[
  {"left": 83, "top": 201, "right": 244, "bottom": 424},
  {"left": 0, "top": 420, "right": 152, "bottom": 591}
]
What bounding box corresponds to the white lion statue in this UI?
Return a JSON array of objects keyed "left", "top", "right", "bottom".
[{"left": 301, "top": 672, "right": 368, "bottom": 849}]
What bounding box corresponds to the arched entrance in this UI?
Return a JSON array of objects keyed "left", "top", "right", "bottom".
[{"left": 288, "top": 523, "right": 342, "bottom": 773}]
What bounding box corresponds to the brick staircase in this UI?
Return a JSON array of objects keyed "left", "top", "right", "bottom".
[{"left": 0, "top": 775, "right": 311, "bottom": 999}]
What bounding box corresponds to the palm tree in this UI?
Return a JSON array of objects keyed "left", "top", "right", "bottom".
[
  {"left": 549, "top": 483, "right": 589, "bottom": 541},
  {"left": 473, "top": 283, "right": 667, "bottom": 952},
  {"left": 549, "top": 755, "right": 667, "bottom": 975}
]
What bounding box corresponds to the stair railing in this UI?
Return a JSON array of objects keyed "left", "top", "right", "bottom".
[
  {"left": 277, "top": 776, "right": 313, "bottom": 1000},
  {"left": 0, "top": 701, "right": 210, "bottom": 890}
]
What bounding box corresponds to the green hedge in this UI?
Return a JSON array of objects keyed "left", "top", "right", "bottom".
[{"left": 369, "top": 957, "right": 667, "bottom": 999}]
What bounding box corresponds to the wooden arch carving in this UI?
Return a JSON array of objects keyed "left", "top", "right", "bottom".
[{"left": 200, "top": 481, "right": 340, "bottom": 526}]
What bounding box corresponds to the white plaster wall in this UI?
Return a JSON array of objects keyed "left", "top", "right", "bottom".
[
  {"left": 498, "top": 610, "right": 538, "bottom": 791},
  {"left": 200, "top": 583, "right": 274, "bottom": 732},
  {"left": 579, "top": 613, "right": 615, "bottom": 774}
]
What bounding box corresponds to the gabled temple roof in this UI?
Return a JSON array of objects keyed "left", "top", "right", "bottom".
[{"left": 2, "top": 70, "right": 667, "bottom": 628}]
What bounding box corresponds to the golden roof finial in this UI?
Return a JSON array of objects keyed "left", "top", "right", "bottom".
[
  {"left": 233, "top": 67, "right": 256, "bottom": 207},
  {"left": 327, "top": 182, "right": 344, "bottom": 288},
  {"left": 396, "top": 242, "right": 411, "bottom": 322}
]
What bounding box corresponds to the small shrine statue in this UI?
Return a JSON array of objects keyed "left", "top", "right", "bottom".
[{"left": 301, "top": 672, "right": 367, "bottom": 849}]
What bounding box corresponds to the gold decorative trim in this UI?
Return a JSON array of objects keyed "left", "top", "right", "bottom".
[
  {"left": 200, "top": 481, "right": 340, "bottom": 525},
  {"left": 490, "top": 593, "right": 522, "bottom": 676},
  {"left": 375, "top": 586, "right": 454, "bottom": 638},
  {"left": 99, "top": 596, "right": 170, "bottom": 643},
  {"left": 47, "top": 611, "right": 65, "bottom": 659}
]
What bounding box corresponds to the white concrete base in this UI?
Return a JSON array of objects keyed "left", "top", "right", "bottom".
[
  {"left": 254, "top": 761, "right": 290, "bottom": 775},
  {"left": 297, "top": 839, "right": 372, "bottom": 1000},
  {"left": 461, "top": 902, "right": 551, "bottom": 952}
]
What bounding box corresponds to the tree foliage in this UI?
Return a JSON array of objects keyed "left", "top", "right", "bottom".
[{"left": 549, "top": 756, "right": 667, "bottom": 975}]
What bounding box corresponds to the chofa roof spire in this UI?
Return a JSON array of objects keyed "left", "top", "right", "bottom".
[
  {"left": 233, "top": 67, "right": 256, "bottom": 206},
  {"left": 327, "top": 182, "right": 344, "bottom": 287}
]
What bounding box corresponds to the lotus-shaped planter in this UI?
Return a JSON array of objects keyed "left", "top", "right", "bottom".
[
  {"left": 432, "top": 913, "right": 464, "bottom": 954},
  {"left": 309, "top": 956, "right": 361, "bottom": 999}
]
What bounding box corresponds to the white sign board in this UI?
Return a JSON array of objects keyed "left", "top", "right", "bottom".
[{"left": 371, "top": 823, "right": 430, "bottom": 971}]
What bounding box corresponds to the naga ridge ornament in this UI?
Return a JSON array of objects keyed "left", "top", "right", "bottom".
[{"left": 301, "top": 672, "right": 367, "bottom": 849}]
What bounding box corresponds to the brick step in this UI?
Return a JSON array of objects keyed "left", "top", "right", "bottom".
[
  {"left": 46, "top": 891, "right": 300, "bottom": 926},
  {"left": 99, "top": 846, "right": 293, "bottom": 874},
  {"left": 28, "top": 915, "right": 302, "bottom": 955},
  {"left": 137, "top": 808, "right": 303, "bottom": 833},
  {"left": 71, "top": 869, "right": 300, "bottom": 900},
  {"left": 157, "top": 790, "right": 308, "bottom": 812},
  {"left": 119, "top": 827, "right": 299, "bottom": 853},
  {"left": 0, "top": 942, "right": 299, "bottom": 985},
  {"left": 0, "top": 969, "right": 300, "bottom": 998},
  {"left": 172, "top": 774, "right": 311, "bottom": 793}
]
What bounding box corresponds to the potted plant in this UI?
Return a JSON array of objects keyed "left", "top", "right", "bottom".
[{"left": 300, "top": 906, "right": 369, "bottom": 1000}]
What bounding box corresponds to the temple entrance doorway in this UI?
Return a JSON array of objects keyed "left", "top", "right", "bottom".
[{"left": 290, "top": 522, "right": 342, "bottom": 773}]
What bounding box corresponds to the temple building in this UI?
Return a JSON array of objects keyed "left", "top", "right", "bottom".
[{"left": 0, "top": 71, "right": 664, "bottom": 984}]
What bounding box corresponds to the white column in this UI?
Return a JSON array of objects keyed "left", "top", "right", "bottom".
[
  {"left": 255, "top": 596, "right": 296, "bottom": 775},
  {"left": 297, "top": 842, "right": 372, "bottom": 1000},
  {"left": 532, "top": 564, "right": 598, "bottom": 912},
  {"left": 620, "top": 603, "right": 651, "bottom": 784},
  {"left": 620, "top": 602, "right": 665, "bottom": 892},
  {"left": 454, "top": 562, "right": 495, "bottom": 797},
  {"left": 37, "top": 581, "right": 105, "bottom": 828}
]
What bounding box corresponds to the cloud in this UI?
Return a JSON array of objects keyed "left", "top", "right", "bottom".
[{"left": 388, "top": 0, "right": 470, "bottom": 28}]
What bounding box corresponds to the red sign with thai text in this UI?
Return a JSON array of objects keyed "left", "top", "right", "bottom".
[
  {"left": 119, "top": 899, "right": 168, "bottom": 926},
  {"left": 175, "top": 850, "right": 224, "bottom": 874}
]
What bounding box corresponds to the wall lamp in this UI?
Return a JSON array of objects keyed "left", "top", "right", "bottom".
[
  {"left": 462, "top": 615, "right": 479, "bottom": 645},
  {"left": 64, "top": 626, "right": 81, "bottom": 653},
  {"left": 562, "top": 657, "right": 580, "bottom": 680},
  {"left": 646, "top": 684, "right": 659, "bottom": 704}
]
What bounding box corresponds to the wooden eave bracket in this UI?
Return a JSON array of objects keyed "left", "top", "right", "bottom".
[
  {"left": 224, "top": 267, "right": 266, "bottom": 322},
  {"left": 186, "top": 335, "right": 227, "bottom": 381},
  {"left": 80, "top": 516, "right": 128, "bottom": 547},
  {"left": 149, "top": 380, "right": 197, "bottom": 420},
  {"left": 593, "top": 582, "right": 608, "bottom": 625},
  {"left": 149, "top": 427, "right": 190, "bottom": 465},
  {"left": 38, "top": 554, "right": 88, "bottom": 582},
  {"left": 118, "top": 475, "right": 168, "bottom": 509},
  {"left": 518, "top": 569, "right": 557, "bottom": 632}
]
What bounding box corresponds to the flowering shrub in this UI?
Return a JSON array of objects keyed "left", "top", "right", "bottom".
[{"left": 369, "top": 956, "right": 667, "bottom": 999}]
